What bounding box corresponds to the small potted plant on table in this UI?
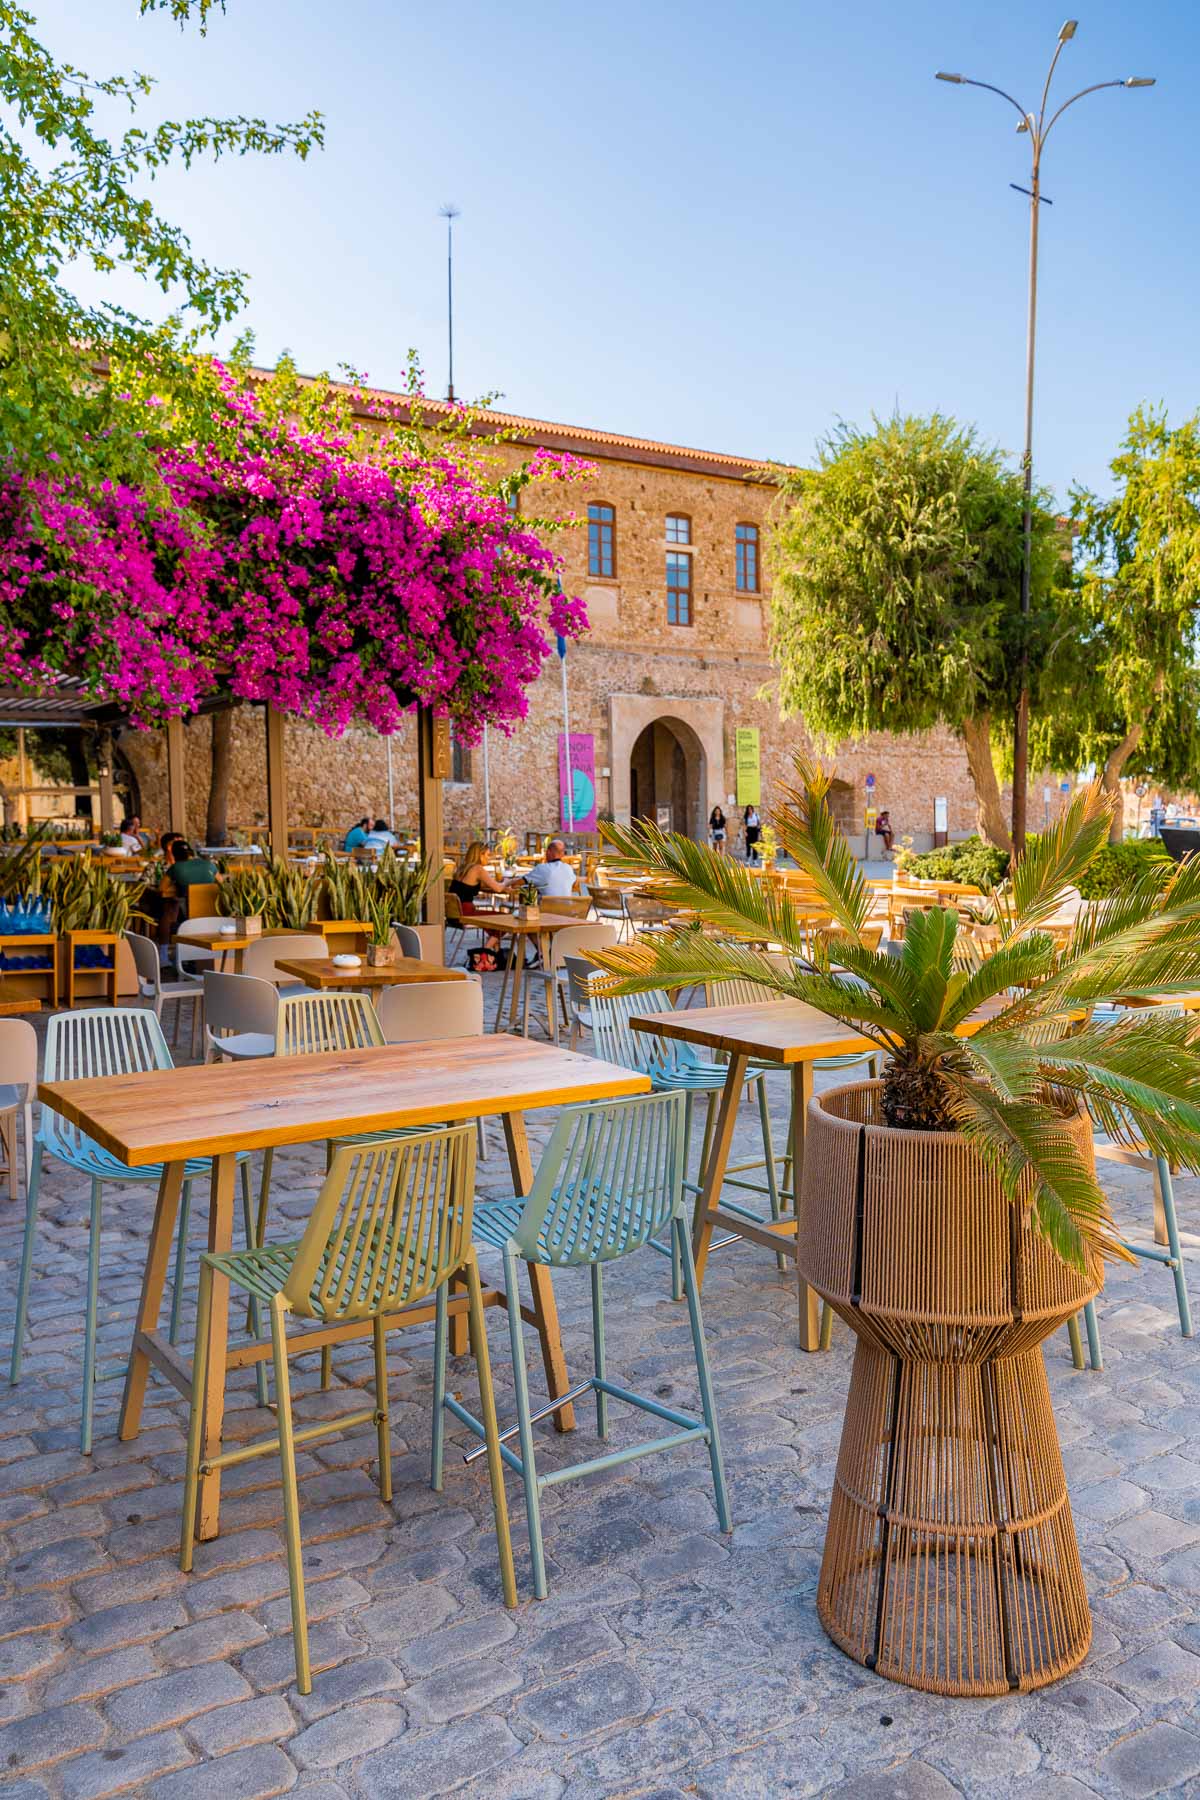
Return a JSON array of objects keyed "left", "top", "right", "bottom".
[{"left": 592, "top": 762, "right": 1200, "bottom": 1697}]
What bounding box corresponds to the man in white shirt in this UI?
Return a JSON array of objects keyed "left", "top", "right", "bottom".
[
  {"left": 363, "top": 817, "right": 399, "bottom": 853},
  {"left": 525, "top": 838, "right": 576, "bottom": 899}
]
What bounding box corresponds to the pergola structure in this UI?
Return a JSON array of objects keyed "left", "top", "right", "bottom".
[{"left": 0, "top": 686, "right": 449, "bottom": 928}]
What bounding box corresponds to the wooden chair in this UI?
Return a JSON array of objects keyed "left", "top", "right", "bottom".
[
  {"left": 0, "top": 1019, "right": 36, "bottom": 1200},
  {"left": 461, "top": 1091, "right": 728, "bottom": 1599}
]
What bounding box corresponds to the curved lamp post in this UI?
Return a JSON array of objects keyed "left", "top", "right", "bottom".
[{"left": 936, "top": 21, "right": 1155, "bottom": 850}]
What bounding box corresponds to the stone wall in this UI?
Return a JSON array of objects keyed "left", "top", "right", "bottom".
[{"left": 110, "top": 426, "right": 1069, "bottom": 851}]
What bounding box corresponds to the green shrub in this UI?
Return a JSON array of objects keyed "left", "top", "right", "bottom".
[
  {"left": 1076, "top": 838, "right": 1172, "bottom": 900},
  {"left": 897, "top": 836, "right": 1011, "bottom": 894}
]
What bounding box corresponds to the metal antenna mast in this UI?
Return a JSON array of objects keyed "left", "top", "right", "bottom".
[{"left": 439, "top": 204, "right": 461, "bottom": 401}]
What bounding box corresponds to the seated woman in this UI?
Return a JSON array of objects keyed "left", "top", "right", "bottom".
[{"left": 449, "top": 840, "right": 511, "bottom": 913}]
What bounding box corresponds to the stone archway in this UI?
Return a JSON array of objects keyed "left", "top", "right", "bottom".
[{"left": 609, "top": 696, "right": 725, "bottom": 841}]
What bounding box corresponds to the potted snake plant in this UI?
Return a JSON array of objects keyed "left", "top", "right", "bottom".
[{"left": 592, "top": 763, "right": 1200, "bottom": 1697}]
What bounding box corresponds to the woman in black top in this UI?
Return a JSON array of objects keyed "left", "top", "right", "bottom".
[{"left": 709, "top": 806, "right": 728, "bottom": 854}]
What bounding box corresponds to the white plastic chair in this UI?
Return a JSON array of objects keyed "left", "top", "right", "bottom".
[
  {"left": 523, "top": 923, "right": 618, "bottom": 1042},
  {"left": 203, "top": 972, "right": 280, "bottom": 1061},
  {"left": 241, "top": 933, "right": 328, "bottom": 994},
  {"left": 0, "top": 1019, "right": 36, "bottom": 1199},
  {"left": 126, "top": 930, "right": 202, "bottom": 1056}
]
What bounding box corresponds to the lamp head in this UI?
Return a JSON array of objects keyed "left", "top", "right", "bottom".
[
  {"left": 1016, "top": 117, "right": 1030, "bottom": 132},
  {"left": 1058, "top": 19, "right": 1078, "bottom": 41},
  {"left": 1124, "top": 76, "right": 1156, "bottom": 87},
  {"left": 935, "top": 71, "right": 964, "bottom": 83}
]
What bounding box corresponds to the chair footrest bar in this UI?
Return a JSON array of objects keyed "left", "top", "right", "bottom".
[
  {"left": 459, "top": 1378, "right": 593, "bottom": 1464},
  {"left": 200, "top": 1407, "right": 378, "bottom": 1473},
  {"left": 537, "top": 1425, "right": 709, "bottom": 1489},
  {"left": 592, "top": 1376, "right": 706, "bottom": 1432},
  {"left": 444, "top": 1393, "right": 526, "bottom": 1478},
  {"left": 1125, "top": 1241, "right": 1180, "bottom": 1268}
]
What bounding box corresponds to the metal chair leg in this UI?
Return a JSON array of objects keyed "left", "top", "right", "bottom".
[
  {"left": 9, "top": 1141, "right": 44, "bottom": 1385},
  {"left": 373, "top": 1314, "right": 392, "bottom": 1503},
  {"left": 1083, "top": 1298, "right": 1103, "bottom": 1371},
  {"left": 169, "top": 1179, "right": 194, "bottom": 1346},
  {"left": 676, "top": 1217, "right": 731, "bottom": 1531},
  {"left": 754, "top": 1076, "right": 786, "bottom": 1273},
  {"left": 503, "top": 1243, "right": 547, "bottom": 1599},
  {"left": 1156, "top": 1156, "right": 1193, "bottom": 1337},
  {"left": 269, "top": 1293, "right": 310, "bottom": 1694},
  {"left": 591, "top": 1262, "right": 608, "bottom": 1440},
  {"left": 238, "top": 1160, "right": 269, "bottom": 1408},
  {"left": 180, "top": 1261, "right": 214, "bottom": 1575},
  {"left": 430, "top": 1281, "right": 448, "bottom": 1492},
  {"left": 80, "top": 1178, "right": 103, "bottom": 1454},
  {"left": 465, "top": 1252, "right": 517, "bottom": 1609},
  {"left": 1066, "top": 1310, "right": 1085, "bottom": 1369}
]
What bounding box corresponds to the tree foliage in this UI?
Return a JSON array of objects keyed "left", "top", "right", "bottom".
[
  {"left": 767, "top": 414, "right": 1063, "bottom": 849},
  {"left": 0, "top": 0, "right": 323, "bottom": 478},
  {"left": 1035, "top": 406, "right": 1200, "bottom": 839}
]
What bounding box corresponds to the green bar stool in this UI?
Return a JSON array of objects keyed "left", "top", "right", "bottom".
[
  {"left": 180, "top": 1125, "right": 516, "bottom": 1695},
  {"left": 445, "top": 1089, "right": 730, "bottom": 1600}
]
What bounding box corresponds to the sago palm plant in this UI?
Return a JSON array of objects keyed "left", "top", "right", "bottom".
[{"left": 591, "top": 761, "right": 1200, "bottom": 1272}]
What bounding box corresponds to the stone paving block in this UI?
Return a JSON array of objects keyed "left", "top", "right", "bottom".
[
  {"left": 73, "top": 1560, "right": 187, "bottom": 1614},
  {"left": 1108, "top": 1510, "right": 1200, "bottom": 1562},
  {"left": 105, "top": 1662, "right": 253, "bottom": 1738},
  {"left": 290, "top": 1656, "right": 404, "bottom": 1724},
  {"left": 825, "top": 1762, "right": 961, "bottom": 1799},
  {"left": 690, "top": 1728, "right": 846, "bottom": 1798},
  {"left": 567, "top": 1709, "right": 711, "bottom": 1788},
  {"left": 0, "top": 1632, "right": 65, "bottom": 1683},
  {"left": 238, "top": 1620, "right": 362, "bottom": 1694},
  {"left": 398, "top": 1610, "right": 516, "bottom": 1678},
  {"left": 1038, "top": 1677, "right": 1139, "bottom": 1731},
  {"left": 8, "top": 1534, "right": 111, "bottom": 1590},
  {"left": 44, "top": 1645, "right": 159, "bottom": 1706},
  {"left": 290, "top": 1701, "right": 407, "bottom": 1771},
  {"left": 58, "top": 1730, "right": 194, "bottom": 1800},
  {"left": 353, "top": 1714, "right": 522, "bottom": 1799},
  {"left": 185, "top": 1696, "right": 297, "bottom": 1757},
  {"left": 519, "top": 1617, "right": 622, "bottom": 1677},
  {"left": 254, "top": 1577, "right": 371, "bottom": 1634},
  {"left": 181, "top": 1559, "right": 292, "bottom": 1619},
  {"left": 148, "top": 1743, "right": 298, "bottom": 1800},
  {"left": 1112, "top": 1637, "right": 1200, "bottom": 1700},
  {"left": 1097, "top": 1722, "right": 1200, "bottom": 1798},
  {"left": 0, "top": 1702, "right": 107, "bottom": 1774},
  {"left": 929, "top": 1729, "right": 1040, "bottom": 1786},
  {"left": 405, "top": 1655, "right": 522, "bottom": 1725},
  {"left": 352, "top": 1585, "right": 459, "bottom": 1651},
  {"left": 517, "top": 1660, "right": 653, "bottom": 1740},
  {"left": 0, "top": 1590, "right": 72, "bottom": 1642},
  {"left": 158, "top": 1612, "right": 269, "bottom": 1669},
  {"left": 67, "top": 1596, "right": 188, "bottom": 1655}
]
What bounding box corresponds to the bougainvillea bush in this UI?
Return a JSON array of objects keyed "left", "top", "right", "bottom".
[{"left": 0, "top": 365, "right": 588, "bottom": 737}]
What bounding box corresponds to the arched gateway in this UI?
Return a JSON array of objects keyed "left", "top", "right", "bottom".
[{"left": 608, "top": 695, "right": 725, "bottom": 842}]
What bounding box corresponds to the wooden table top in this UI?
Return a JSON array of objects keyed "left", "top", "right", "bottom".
[
  {"left": 173, "top": 926, "right": 259, "bottom": 952},
  {"left": 484, "top": 915, "right": 585, "bottom": 936},
  {"left": 631, "top": 996, "right": 1006, "bottom": 1064},
  {"left": 274, "top": 957, "right": 465, "bottom": 990},
  {"left": 38, "top": 1035, "right": 651, "bottom": 1168}
]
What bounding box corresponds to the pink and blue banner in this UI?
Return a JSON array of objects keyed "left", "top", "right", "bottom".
[{"left": 558, "top": 733, "right": 597, "bottom": 831}]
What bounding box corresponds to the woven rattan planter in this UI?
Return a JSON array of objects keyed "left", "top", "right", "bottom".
[{"left": 798, "top": 1080, "right": 1102, "bottom": 1696}]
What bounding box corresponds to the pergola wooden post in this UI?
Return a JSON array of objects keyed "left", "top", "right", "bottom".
[
  {"left": 265, "top": 705, "right": 289, "bottom": 856},
  {"left": 165, "top": 717, "right": 187, "bottom": 837},
  {"left": 96, "top": 729, "right": 116, "bottom": 834},
  {"left": 418, "top": 709, "right": 448, "bottom": 929}
]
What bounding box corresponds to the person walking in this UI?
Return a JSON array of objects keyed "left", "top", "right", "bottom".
[
  {"left": 743, "top": 804, "right": 761, "bottom": 864},
  {"left": 709, "top": 805, "right": 728, "bottom": 855}
]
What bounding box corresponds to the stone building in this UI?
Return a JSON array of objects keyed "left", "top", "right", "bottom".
[{"left": 116, "top": 384, "right": 1029, "bottom": 852}]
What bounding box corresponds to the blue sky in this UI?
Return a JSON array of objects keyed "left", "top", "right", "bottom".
[{"left": 33, "top": 0, "right": 1197, "bottom": 502}]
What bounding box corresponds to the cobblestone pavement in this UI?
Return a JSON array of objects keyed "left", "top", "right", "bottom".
[{"left": 2, "top": 985, "right": 1200, "bottom": 1799}]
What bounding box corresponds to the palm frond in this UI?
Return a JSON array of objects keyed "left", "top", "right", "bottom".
[
  {"left": 586, "top": 930, "right": 902, "bottom": 1049},
  {"left": 1036, "top": 1013, "right": 1200, "bottom": 1171},
  {"left": 896, "top": 906, "right": 960, "bottom": 1032},
  {"left": 941, "top": 1077, "right": 1129, "bottom": 1271},
  {"left": 771, "top": 757, "right": 871, "bottom": 935},
  {"left": 925, "top": 1029, "right": 1042, "bottom": 1106},
  {"left": 599, "top": 818, "right": 818, "bottom": 954},
  {"left": 942, "top": 932, "right": 1058, "bottom": 1031},
  {"left": 997, "top": 781, "right": 1114, "bottom": 939}
]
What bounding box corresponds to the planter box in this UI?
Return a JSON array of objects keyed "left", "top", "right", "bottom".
[
  {"left": 798, "top": 1079, "right": 1100, "bottom": 1697},
  {"left": 367, "top": 943, "right": 396, "bottom": 967},
  {"left": 234, "top": 914, "right": 263, "bottom": 936},
  {"left": 60, "top": 929, "right": 120, "bottom": 1007}
]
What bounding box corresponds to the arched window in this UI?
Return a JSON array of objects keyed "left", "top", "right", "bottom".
[
  {"left": 588, "top": 502, "right": 616, "bottom": 577},
  {"left": 735, "top": 522, "right": 759, "bottom": 593}
]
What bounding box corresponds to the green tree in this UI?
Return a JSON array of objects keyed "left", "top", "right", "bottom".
[
  {"left": 767, "top": 414, "right": 1062, "bottom": 850},
  {"left": 0, "top": 0, "right": 322, "bottom": 478},
  {"left": 1038, "top": 406, "right": 1200, "bottom": 843}
]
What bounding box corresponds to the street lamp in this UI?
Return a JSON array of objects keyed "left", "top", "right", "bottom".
[{"left": 935, "top": 21, "right": 1155, "bottom": 850}]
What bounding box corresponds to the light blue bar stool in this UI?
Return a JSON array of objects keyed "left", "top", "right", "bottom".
[{"left": 441, "top": 1090, "right": 730, "bottom": 1599}]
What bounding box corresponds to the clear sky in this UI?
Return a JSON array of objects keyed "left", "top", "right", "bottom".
[{"left": 31, "top": 0, "right": 1197, "bottom": 503}]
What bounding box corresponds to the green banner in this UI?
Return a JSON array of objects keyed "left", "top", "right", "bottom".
[{"left": 735, "top": 727, "right": 761, "bottom": 805}]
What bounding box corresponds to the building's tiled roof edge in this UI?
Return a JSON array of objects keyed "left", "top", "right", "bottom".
[{"left": 246, "top": 366, "right": 789, "bottom": 482}]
